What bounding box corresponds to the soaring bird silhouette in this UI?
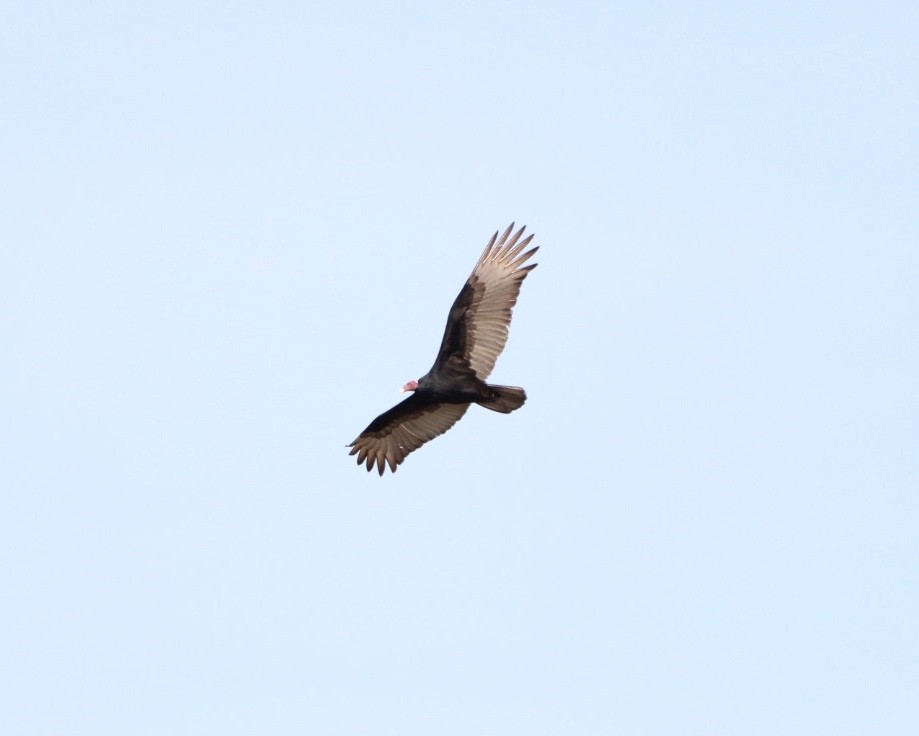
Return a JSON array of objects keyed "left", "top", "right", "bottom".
[{"left": 349, "top": 223, "right": 538, "bottom": 475}]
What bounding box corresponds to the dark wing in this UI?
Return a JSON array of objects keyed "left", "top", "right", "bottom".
[
  {"left": 433, "top": 223, "right": 538, "bottom": 381},
  {"left": 348, "top": 394, "right": 470, "bottom": 475}
]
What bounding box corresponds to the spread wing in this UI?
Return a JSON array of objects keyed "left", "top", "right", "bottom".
[
  {"left": 348, "top": 394, "right": 470, "bottom": 475},
  {"left": 432, "top": 223, "right": 538, "bottom": 381}
]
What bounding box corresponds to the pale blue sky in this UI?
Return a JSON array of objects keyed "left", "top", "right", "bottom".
[{"left": 2, "top": 2, "right": 917, "bottom": 734}]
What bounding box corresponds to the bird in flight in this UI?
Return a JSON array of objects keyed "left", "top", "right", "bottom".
[{"left": 349, "top": 223, "right": 538, "bottom": 475}]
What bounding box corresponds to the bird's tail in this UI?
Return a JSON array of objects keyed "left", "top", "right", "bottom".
[{"left": 478, "top": 385, "right": 527, "bottom": 414}]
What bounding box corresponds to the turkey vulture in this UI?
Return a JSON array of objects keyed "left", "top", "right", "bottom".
[{"left": 349, "top": 223, "right": 538, "bottom": 475}]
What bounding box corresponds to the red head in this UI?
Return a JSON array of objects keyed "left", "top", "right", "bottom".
[{"left": 401, "top": 379, "right": 419, "bottom": 393}]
